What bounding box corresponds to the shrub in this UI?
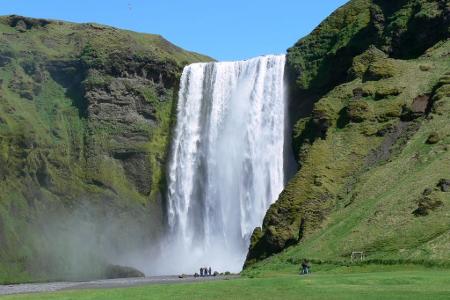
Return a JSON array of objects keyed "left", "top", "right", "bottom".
[
  {"left": 426, "top": 132, "right": 440, "bottom": 144},
  {"left": 419, "top": 64, "right": 432, "bottom": 71}
]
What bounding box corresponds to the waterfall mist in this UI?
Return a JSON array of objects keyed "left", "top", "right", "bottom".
[{"left": 149, "top": 55, "right": 288, "bottom": 275}]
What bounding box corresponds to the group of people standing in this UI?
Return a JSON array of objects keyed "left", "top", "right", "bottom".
[
  {"left": 300, "top": 259, "right": 311, "bottom": 275},
  {"left": 200, "top": 266, "right": 212, "bottom": 276}
]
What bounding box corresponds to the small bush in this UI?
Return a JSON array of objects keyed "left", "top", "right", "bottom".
[
  {"left": 426, "top": 132, "right": 440, "bottom": 144},
  {"left": 419, "top": 64, "right": 432, "bottom": 71}
]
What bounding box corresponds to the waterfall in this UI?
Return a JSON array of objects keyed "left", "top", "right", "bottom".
[{"left": 161, "top": 55, "right": 287, "bottom": 274}]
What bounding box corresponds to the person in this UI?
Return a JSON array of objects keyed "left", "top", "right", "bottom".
[
  {"left": 300, "top": 259, "right": 309, "bottom": 275},
  {"left": 208, "top": 267, "right": 212, "bottom": 276},
  {"left": 200, "top": 267, "right": 203, "bottom": 277}
]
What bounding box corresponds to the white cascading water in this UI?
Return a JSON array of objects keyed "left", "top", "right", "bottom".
[{"left": 160, "top": 55, "right": 287, "bottom": 274}]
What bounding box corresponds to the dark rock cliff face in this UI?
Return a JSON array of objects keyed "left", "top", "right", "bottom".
[
  {"left": 246, "top": 0, "right": 450, "bottom": 266},
  {"left": 82, "top": 65, "right": 166, "bottom": 197},
  {"left": 0, "top": 15, "right": 210, "bottom": 282}
]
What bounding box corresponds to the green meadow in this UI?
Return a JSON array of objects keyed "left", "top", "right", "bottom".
[{"left": 2, "top": 266, "right": 450, "bottom": 300}]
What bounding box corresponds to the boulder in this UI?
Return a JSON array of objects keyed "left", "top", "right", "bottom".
[
  {"left": 0, "top": 55, "right": 11, "bottom": 67},
  {"left": 419, "top": 64, "right": 432, "bottom": 72},
  {"left": 437, "top": 179, "right": 450, "bottom": 192},
  {"left": 104, "top": 264, "right": 145, "bottom": 279},
  {"left": 426, "top": 132, "right": 440, "bottom": 144},
  {"left": 352, "top": 87, "right": 365, "bottom": 99},
  {"left": 400, "top": 94, "right": 431, "bottom": 121},
  {"left": 422, "top": 188, "right": 433, "bottom": 196},
  {"left": 19, "top": 90, "right": 34, "bottom": 101},
  {"left": 412, "top": 94, "right": 431, "bottom": 113},
  {"left": 413, "top": 196, "right": 443, "bottom": 217}
]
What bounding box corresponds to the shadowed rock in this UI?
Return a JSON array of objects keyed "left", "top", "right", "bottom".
[
  {"left": 104, "top": 265, "right": 145, "bottom": 279},
  {"left": 437, "top": 179, "right": 450, "bottom": 192}
]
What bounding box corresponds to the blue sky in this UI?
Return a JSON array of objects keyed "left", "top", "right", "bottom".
[{"left": 0, "top": 0, "right": 348, "bottom": 61}]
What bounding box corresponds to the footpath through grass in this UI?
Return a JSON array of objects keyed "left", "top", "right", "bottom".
[{"left": 2, "top": 267, "right": 450, "bottom": 300}]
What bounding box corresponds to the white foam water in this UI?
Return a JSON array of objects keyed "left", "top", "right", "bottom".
[{"left": 157, "top": 55, "right": 287, "bottom": 274}]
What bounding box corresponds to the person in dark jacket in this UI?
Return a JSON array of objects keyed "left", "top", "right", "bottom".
[{"left": 300, "top": 259, "right": 310, "bottom": 275}]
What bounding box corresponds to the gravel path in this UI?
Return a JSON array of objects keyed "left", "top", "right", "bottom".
[{"left": 0, "top": 275, "right": 240, "bottom": 296}]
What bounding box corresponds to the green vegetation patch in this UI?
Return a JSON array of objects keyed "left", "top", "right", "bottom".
[{"left": 3, "top": 269, "right": 450, "bottom": 300}]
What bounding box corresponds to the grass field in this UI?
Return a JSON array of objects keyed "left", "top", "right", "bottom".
[{"left": 2, "top": 266, "right": 450, "bottom": 300}]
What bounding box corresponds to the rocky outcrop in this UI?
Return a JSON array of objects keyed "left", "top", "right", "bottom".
[
  {"left": 7, "top": 15, "right": 51, "bottom": 31},
  {"left": 83, "top": 76, "right": 158, "bottom": 196}
]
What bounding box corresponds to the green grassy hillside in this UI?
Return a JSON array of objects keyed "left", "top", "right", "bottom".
[
  {"left": 246, "top": 0, "right": 450, "bottom": 268},
  {"left": 0, "top": 15, "right": 211, "bottom": 283}
]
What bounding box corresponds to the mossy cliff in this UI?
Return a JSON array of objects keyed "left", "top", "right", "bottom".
[
  {"left": 246, "top": 0, "right": 449, "bottom": 267},
  {"left": 0, "top": 15, "right": 210, "bottom": 283}
]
